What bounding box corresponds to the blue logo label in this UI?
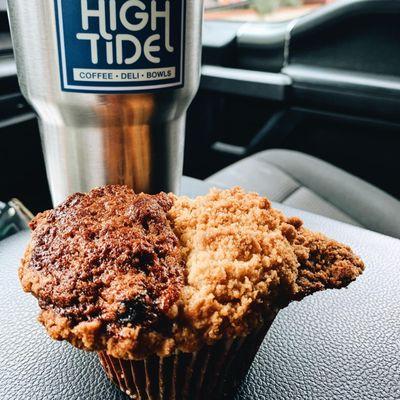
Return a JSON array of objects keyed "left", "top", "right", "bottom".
[{"left": 54, "top": 0, "right": 185, "bottom": 93}]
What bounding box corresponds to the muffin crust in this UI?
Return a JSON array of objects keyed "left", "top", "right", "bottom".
[
  {"left": 20, "top": 186, "right": 364, "bottom": 359},
  {"left": 20, "top": 186, "right": 184, "bottom": 356},
  {"left": 170, "top": 188, "right": 364, "bottom": 349}
]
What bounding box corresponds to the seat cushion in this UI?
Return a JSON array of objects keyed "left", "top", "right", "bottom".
[
  {"left": 2, "top": 206, "right": 400, "bottom": 400},
  {"left": 206, "top": 149, "right": 400, "bottom": 238}
]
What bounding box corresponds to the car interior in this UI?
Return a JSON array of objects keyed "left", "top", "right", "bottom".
[
  {"left": 1, "top": 0, "right": 400, "bottom": 238},
  {"left": 1, "top": 0, "right": 399, "bottom": 399}
]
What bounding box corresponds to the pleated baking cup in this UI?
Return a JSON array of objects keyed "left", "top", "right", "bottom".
[{"left": 98, "top": 318, "right": 274, "bottom": 400}]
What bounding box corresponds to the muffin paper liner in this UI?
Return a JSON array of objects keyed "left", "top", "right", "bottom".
[{"left": 98, "top": 318, "right": 274, "bottom": 400}]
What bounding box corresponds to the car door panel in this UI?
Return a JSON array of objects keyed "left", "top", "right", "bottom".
[{"left": 186, "top": 0, "right": 400, "bottom": 199}]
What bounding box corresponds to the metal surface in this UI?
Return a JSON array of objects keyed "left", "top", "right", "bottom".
[
  {"left": 0, "top": 198, "right": 32, "bottom": 240},
  {"left": 7, "top": 0, "right": 203, "bottom": 205}
]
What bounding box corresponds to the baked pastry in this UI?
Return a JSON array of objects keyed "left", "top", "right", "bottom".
[{"left": 19, "top": 185, "right": 364, "bottom": 399}]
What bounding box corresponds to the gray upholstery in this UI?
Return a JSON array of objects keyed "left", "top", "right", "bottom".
[
  {"left": 180, "top": 176, "right": 216, "bottom": 198},
  {"left": 1, "top": 200, "right": 400, "bottom": 400},
  {"left": 207, "top": 149, "right": 400, "bottom": 238}
]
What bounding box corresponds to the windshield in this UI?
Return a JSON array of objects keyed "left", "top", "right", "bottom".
[{"left": 204, "top": 0, "right": 335, "bottom": 22}]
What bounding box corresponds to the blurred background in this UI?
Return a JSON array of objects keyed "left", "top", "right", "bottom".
[
  {"left": 1, "top": 0, "right": 400, "bottom": 239},
  {"left": 204, "top": 0, "right": 334, "bottom": 21}
]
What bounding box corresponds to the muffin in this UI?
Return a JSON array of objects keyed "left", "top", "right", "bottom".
[{"left": 19, "top": 185, "right": 364, "bottom": 399}]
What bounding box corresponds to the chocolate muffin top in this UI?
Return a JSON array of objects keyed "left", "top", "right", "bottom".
[
  {"left": 20, "top": 186, "right": 184, "bottom": 357},
  {"left": 20, "top": 186, "right": 365, "bottom": 359}
]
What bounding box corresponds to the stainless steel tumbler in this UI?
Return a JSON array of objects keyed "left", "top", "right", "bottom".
[{"left": 7, "top": 0, "right": 203, "bottom": 205}]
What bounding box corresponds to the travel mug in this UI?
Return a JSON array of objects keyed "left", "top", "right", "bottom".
[{"left": 8, "top": 0, "right": 203, "bottom": 205}]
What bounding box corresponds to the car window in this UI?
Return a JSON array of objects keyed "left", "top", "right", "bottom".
[{"left": 205, "top": 0, "right": 338, "bottom": 22}]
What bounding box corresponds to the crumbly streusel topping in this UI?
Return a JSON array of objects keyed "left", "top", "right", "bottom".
[
  {"left": 19, "top": 186, "right": 364, "bottom": 359},
  {"left": 169, "top": 188, "right": 364, "bottom": 349}
]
